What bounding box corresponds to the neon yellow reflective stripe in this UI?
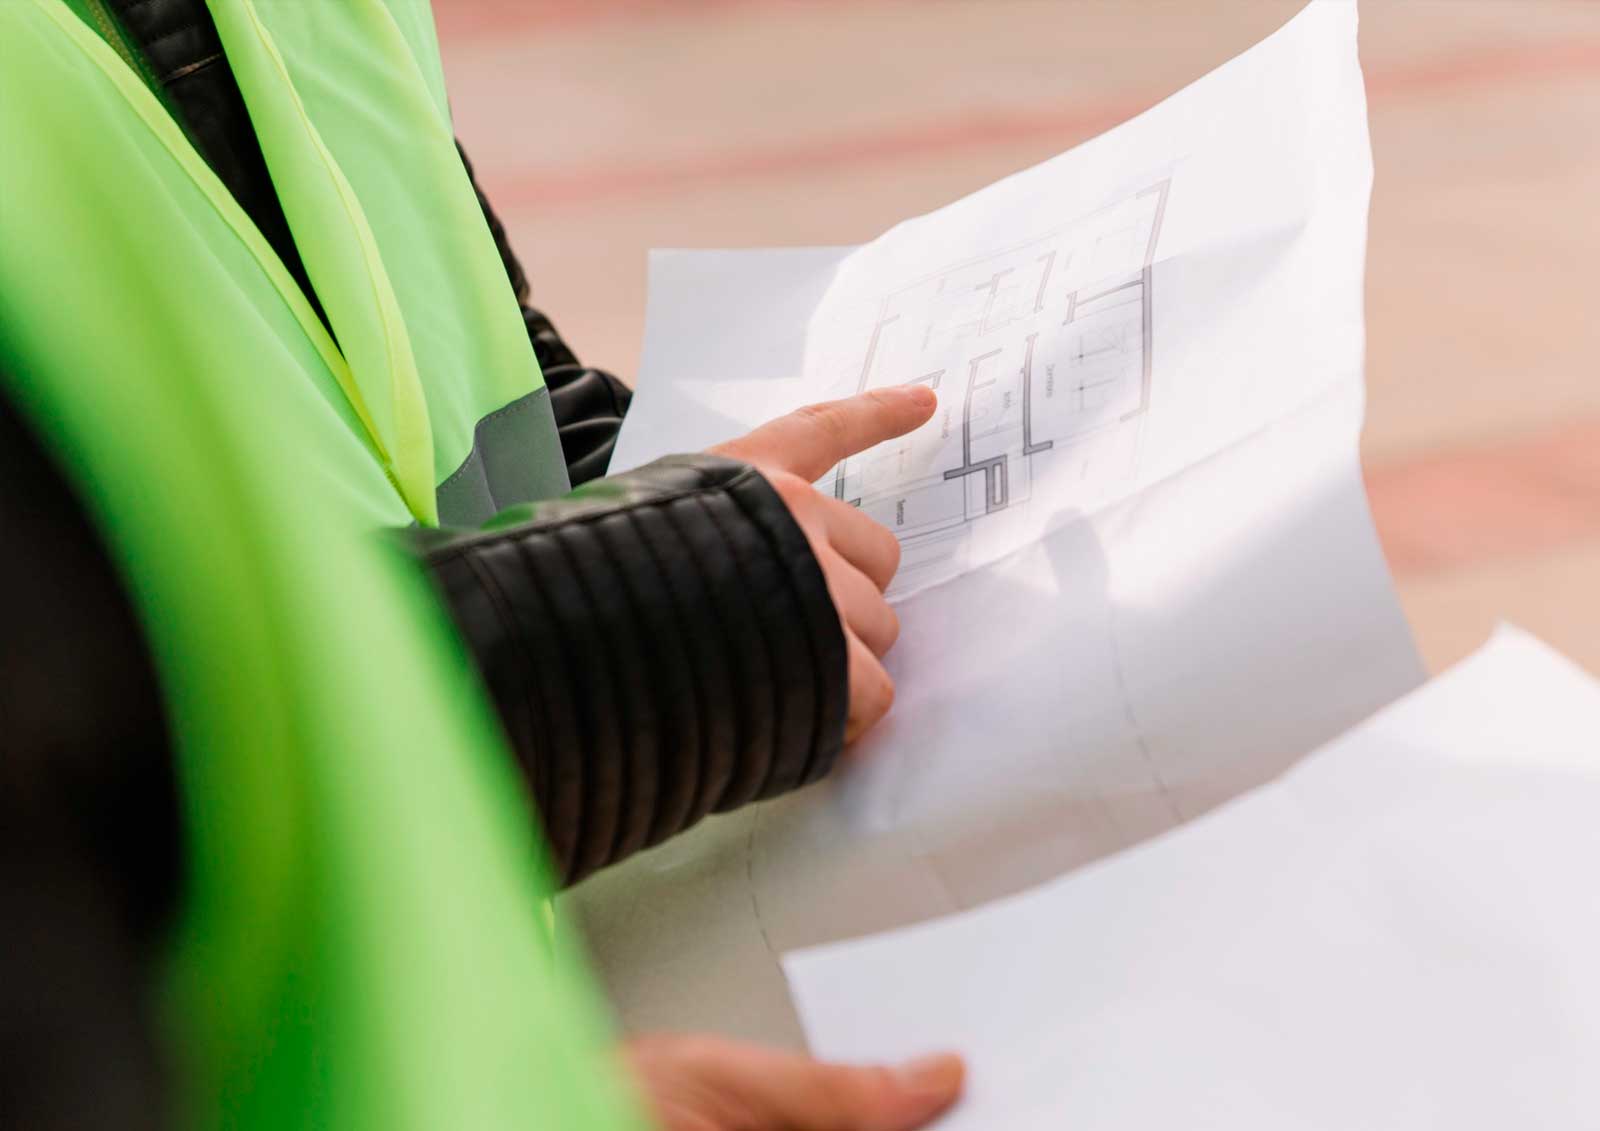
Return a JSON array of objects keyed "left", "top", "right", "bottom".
[
  {"left": 39, "top": 0, "right": 348, "bottom": 387},
  {"left": 55, "top": 0, "right": 562, "bottom": 522},
  {"left": 371, "top": 0, "right": 452, "bottom": 123},
  {"left": 38, "top": 0, "right": 406, "bottom": 505},
  {"left": 205, "top": 0, "right": 440, "bottom": 523},
  {"left": 226, "top": 0, "right": 550, "bottom": 491}
]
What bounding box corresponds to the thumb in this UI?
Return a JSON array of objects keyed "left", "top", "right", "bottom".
[
  {"left": 755, "top": 1051, "right": 966, "bottom": 1131},
  {"left": 713, "top": 385, "right": 938, "bottom": 483}
]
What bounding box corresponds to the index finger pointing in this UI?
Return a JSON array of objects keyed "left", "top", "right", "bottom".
[{"left": 724, "top": 385, "right": 938, "bottom": 483}]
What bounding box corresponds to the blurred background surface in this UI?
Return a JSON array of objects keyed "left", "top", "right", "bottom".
[{"left": 438, "top": 0, "right": 1600, "bottom": 675}]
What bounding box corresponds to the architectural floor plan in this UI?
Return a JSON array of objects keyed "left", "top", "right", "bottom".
[
  {"left": 594, "top": 0, "right": 1417, "bottom": 1052},
  {"left": 827, "top": 181, "right": 1169, "bottom": 593}
]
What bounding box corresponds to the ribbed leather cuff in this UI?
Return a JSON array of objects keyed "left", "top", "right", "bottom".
[{"left": 413, "top": 455, "right": 848, "bottom": 886}]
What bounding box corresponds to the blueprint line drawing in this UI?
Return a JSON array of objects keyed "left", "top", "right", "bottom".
[
  {"left": 825, "top": 180, "right": 1171, "bottom": 593},
  {"left": 581, "top": 1, "right": 1413, "bottom": 1051}
]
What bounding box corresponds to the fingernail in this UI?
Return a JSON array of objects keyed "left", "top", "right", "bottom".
[
  {"left": 895, "top": 1053, "right": 965, "bottom": 1100},
  {"left": 904, "top": 384, "right": 937, "bottom": 409}
]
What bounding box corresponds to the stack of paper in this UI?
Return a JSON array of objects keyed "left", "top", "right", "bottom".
[{"left": 786, "top": 627, "right": 1600, "bottom": 1128}]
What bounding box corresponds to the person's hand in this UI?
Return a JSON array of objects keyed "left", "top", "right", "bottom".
[
  {"left": 711, "top": 386, "right": 937, "bottom": 743},
  {"left": 625, "top": 1034, "right": 964, "bottom": 1131}
]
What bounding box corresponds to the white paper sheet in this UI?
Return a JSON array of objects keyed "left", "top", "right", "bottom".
[
  {"left": 785, "top": 627, "right": 1600, "bottom": 1129},
  {"left": 571, "top": 0, "right": 1423, "bottom": 1043}
]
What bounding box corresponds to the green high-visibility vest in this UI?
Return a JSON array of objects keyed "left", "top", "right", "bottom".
[{"left": 0, "top": 2, "right": 645, "bottom": 1127}]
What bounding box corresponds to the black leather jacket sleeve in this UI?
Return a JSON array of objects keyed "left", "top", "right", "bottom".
[
  {"left": 460, "top": 146, "right": 633, "bottom": 486},
  {"left": 94, "top": 0, "right": 850, "bottom": 887},
  {"left": 408, "top": 455, "right": 849, "bottom": 887},
  {"left": 445, "top": 165, "right": 853, "bottom": 885},
  {"left": 451, "top": 161, "right": 851, "bottom": 887}
]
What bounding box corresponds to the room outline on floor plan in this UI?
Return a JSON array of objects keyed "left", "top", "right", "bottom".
[{"left": 824, "top": 179, "right": 1171, "bottom": 593}]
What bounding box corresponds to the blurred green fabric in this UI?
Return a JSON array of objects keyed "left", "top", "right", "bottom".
[{"left": 0, "top": 2, "right": 645, "bottom": 1126}]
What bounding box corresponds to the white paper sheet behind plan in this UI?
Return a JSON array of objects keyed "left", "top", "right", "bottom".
[
  {"left": 786, "top": 627, "right": 1600, "bottom": 1129},
  {"left": 570, "top": 0, "right": 1424, "bottom": 1043}
]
